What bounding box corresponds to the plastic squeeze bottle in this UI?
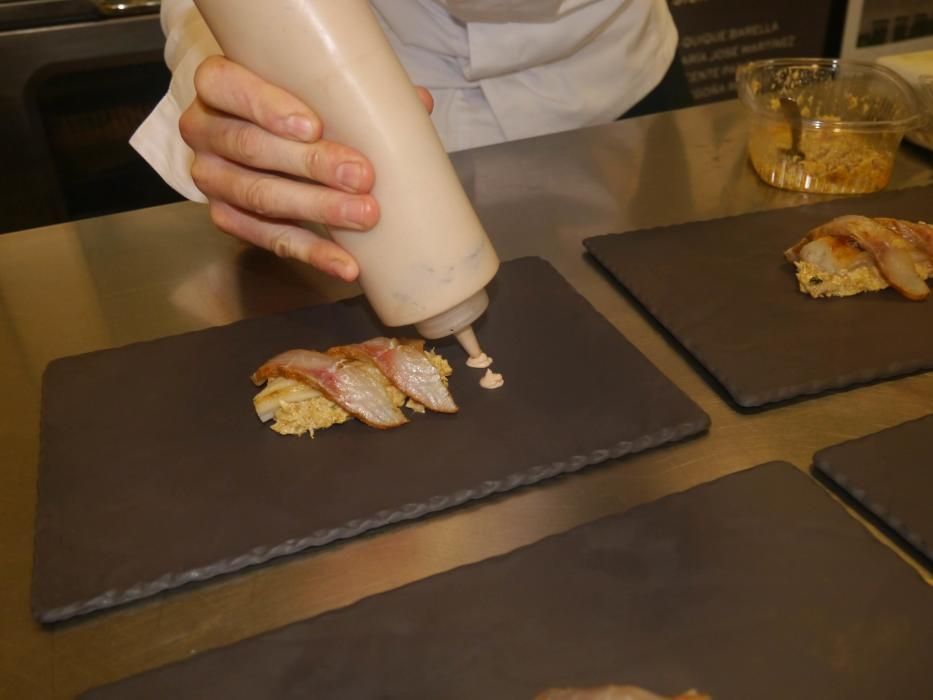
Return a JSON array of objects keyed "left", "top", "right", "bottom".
[{"left": 193, "top": 0, "right": 499, "bottom": 357}]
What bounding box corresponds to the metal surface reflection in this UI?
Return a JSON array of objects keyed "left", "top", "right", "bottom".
[{"left": 1, "top": 100, "right": 932, "bottom": 699}]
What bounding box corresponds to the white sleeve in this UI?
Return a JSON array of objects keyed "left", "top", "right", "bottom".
[{"left": 129, "top": 0, "right": 222, "bottom": 203}]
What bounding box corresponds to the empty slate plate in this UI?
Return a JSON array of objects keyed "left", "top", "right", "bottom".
[
  {"left": 814, "top": 413, "right": 933, "bottom": 569},
  {"left": 34, "top": 256, "right": 709, "bottom": 623},
  {"left": 81, "top": 462, "right": 933, "bottom": 700},
  {"left": 584, "top": 185, "right": 933, "bottom": 408}
]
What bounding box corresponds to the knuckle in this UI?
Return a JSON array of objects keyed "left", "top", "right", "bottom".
[
  {"left": 178, "top": 108, "right": 198, "bottom": 146},
  {"left": 303, "top": 146, "right": 325, "bottom": 178},
  {"left": 232, "top": 124, "right": 262, "bottom": 162},
  {"left": 193, "top": 61, "right": 211, "bottom": 97},
  {"left": 208, "top": 201, "right": 234, "bottom": 232},
  {"left": 194, "top": 55, "right": 223, "bottom": 93},
  {"left": 191, "top": 156, "right": 207, "bottom": 189},
  {"left": 189, "top": 157, "right": 210, "bottom": 191},
  {"left": 268, "top": 229, "right": 295, "bottom": 259},
  {"left": 239, "top": 176, "right": 275, "bottom": 215}
]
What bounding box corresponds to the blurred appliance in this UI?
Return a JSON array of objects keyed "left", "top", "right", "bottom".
[
  {"left": 0, "top": 0, "right": 181, "bottom": 234},
  {"left": 840, "top": 0, "right": 933, "bottom": 59}
]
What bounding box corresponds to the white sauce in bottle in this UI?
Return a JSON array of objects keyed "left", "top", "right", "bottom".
[{"left": 194, "top": 0, "right": 500, "bottom": 340}]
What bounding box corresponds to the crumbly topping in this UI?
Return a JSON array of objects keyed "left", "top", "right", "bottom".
[
  {"left": 794, "top": 259, "right": 932, "bottom": 298},
  {"left": 271, "top": 395, "right": 350, "bottom": 438},
  {"left": 749, "top": 121, "right": 895, "bottom": 194},
  {"left": 425, "top": 349, "right": 453, "bottom": 383},
  {"left": 405, "top": 399, "right": 426, "bottom": 413}
]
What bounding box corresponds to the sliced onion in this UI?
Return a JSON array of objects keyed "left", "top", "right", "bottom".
[{"left": 253, "top": 377, "right": 322, "bottom": 422}]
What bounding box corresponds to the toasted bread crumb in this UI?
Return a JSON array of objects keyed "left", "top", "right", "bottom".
[
  {"left": 794, "top": 260, "right": 889, "bottom": 298},
  {"left": 794, "top": 258, "right": 932, "bottom": 298},
  {"left": 271, "top": 395, "right": 351, "bottom": 438},
  {"left": 425, "top": 349, "right": 453, "bottom": 384},
  {"left": 405, "top": 398, "right": 426, "bottom": 413}
]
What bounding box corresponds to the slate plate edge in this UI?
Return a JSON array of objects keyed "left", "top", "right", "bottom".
[
  {"left": 584, "top": 182, "right": 933, "bottom": 242},
  {"left": 583, "top": 221, "right": 933, "bottom": 408},
  {"left": 37, "top": 413, "right": 709, "bottom": 624},
  {"left": 812, "top": 416, "right": 933, "bottom": 567}
]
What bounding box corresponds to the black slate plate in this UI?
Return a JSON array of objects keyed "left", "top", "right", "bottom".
[
  {"left": 584, "top": 185, "right": 933, "bottom": 408},
  {"left": 813, "top": 413, "right": 933, "bottom": 569},
  {"left": 82, "top": 462, "right": 933, "bottom": 700},
  {"left": 33, "top": 256, "right": 709, "bottom": 623}
]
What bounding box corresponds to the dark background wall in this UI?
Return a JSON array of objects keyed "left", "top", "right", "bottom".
[{"left": 666, "top": 0, "right": 850, "bottom": 107}]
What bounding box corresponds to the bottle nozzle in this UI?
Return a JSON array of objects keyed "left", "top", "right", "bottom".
[{"left": 454, "top": 325, "right": 482, "bottom": 358}]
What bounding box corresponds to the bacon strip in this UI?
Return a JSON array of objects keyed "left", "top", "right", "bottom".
[
  {"left": 251, "top": 349, "right": 407, "bottom": 429},
  {"left": 329, "top": 337, "right": 458, "bottom": 413},
  {"left": 874, "top": 217, "right": 933, "bottom": 259},
  {"left": 785, "top": 215, "right": 930, "bottom": 300}
]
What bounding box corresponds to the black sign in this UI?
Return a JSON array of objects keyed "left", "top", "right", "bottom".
[{"left": 668, "top": 0, "right": 837, "bottom": 104}]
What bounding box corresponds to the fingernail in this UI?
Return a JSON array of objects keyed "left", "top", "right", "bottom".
[
  {"left": 285, "top": 114, "right": 315, "bottom": 140},
  {"left": 340, "top": 200, "right": 370, "bottom": 228},
  {"left": 336, "top": 162, "right": 363, "bottom": 191}
]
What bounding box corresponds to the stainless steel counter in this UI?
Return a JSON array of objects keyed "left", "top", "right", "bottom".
[{"left": 2, "top": 99, "right": 932, "bottom": 698}]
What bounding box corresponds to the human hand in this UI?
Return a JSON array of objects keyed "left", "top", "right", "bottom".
[{"left": 179, "top": 56, "right": 434, "bottom": 281}]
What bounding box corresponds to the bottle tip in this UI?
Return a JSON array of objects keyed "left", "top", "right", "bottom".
[{"left": 454, "top": 325, "right": 482, "bottom": 358}]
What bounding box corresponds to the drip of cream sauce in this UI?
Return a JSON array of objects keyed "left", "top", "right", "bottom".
[
  {"left": 479, "top": 368, "right": 504, "bottom": 390},
  {"left": 466, "top": 352, "right": 493, "bottom": 369}
]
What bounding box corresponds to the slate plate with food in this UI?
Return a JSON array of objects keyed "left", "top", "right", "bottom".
[
  {"left": 33, "top": 257, "right": 709, "bottom": 623},
  {"left": 584, "top": 184, "right": 933, "bottom": 408}
]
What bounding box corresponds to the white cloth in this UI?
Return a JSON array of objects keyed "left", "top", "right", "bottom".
[{"left": 130, "top": 0, "right": 677, "bottom": 203}]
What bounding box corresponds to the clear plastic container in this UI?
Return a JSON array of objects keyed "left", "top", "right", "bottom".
[
  {"left": 736, "top": 58, "right": 924, "bottom": 194},
  {"left": 907, "top": 75, "right": 933, "bottom": 150}
]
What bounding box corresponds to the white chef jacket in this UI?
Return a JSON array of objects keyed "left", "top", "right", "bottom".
[{"left": 130, "top": 0, "right": 678, "bottom": 203}]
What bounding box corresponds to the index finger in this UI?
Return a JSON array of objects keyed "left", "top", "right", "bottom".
[{"left": 194, "top": 55, "right": 323, "bottom": 143}]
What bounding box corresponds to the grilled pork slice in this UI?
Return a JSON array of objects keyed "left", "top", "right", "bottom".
[
  {"left": 784, "top": 215, "right": 933, "bottom": 300},
  {"left": 875, "top": 217, "right": 933, "bottom": 258},
  {"left": 328, "top": 337, "right": 457, "bottom": 413},
  {"left": 251, "top": 340, "right": 458, "bottom": 438},
  {"left": 251, "top": 349, "right": 407, "bottom": 430},
  {"left": 534, "top": 687, "right": 710, "bottom": 700}
]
